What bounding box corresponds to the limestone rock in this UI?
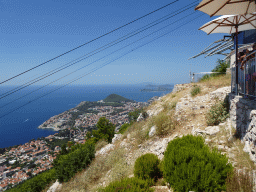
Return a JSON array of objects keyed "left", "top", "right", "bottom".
[
  {"left": 96, "top": 144, "right": 114, "bottom": 156},
  {"left": 112, "top": 134, "right": 122, "bottom": 144},
  {"left": 243, "top": 141, "right": 251, "bottom": 153},
  {"left": 137, "top": 113, "right": 144, "bottom": 122},
  {"left": 151, "top": 186, "right": 172, "bottom": 192},
  {"left": 149, "top": 125, "right": 156, "bottom": 137},
  {"left": 47, "top": 180, "right": 62, "bottom": 192},
  {"left": 205, "top": 126, "right": 220, "bottom": 135}
]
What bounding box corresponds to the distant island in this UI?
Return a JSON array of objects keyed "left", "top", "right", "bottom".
[{"left": 141, "top": 84, "right": 174, "bottom": 92}]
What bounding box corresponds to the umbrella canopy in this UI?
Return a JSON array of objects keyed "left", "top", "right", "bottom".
[
  {"left": 199, "top": 13, "right": 256, "bottom": 95},
  {"left": 199, "top": 13, "right": 256, "bottom": 34},
  {"left": 195, "top": 0, "right": 256, "bottom": 17}
]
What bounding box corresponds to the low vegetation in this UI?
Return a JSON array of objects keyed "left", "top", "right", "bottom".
[
  {"left": 190, "top": 85, "right": 201, "bottom": 97},
  {"left": 134, "top": 153, "right": 162, "bottom": 182},
  {"left": 118, "top": 123, "right": 130, "bottom": 134},
  {"left": 163, "top": 135, "right": 233, "bottom": 192},
  {"left": 98, "top": 177, "right": 154, "bottom": 192},
  {"left": 154, "top": 112, "right": 178, "bottom": 136},
  {"left": 206, "top": 96, "right": 229, "bottom": 126}
]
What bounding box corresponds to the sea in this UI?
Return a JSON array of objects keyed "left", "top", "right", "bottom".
[{"left": 0, "top": 84, "right": 173, "bottom": 149}]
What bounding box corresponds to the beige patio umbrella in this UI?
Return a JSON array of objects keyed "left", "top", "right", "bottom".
[
  {"left": 199, "top": 13, "right": 256, "bottom": 94},
  {"left": 195, "top": 0, "right": 256, "bottom": 17}
]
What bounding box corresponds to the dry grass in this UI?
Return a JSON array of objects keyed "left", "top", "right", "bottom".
[
  {"left": 198, "top": 74, "right": 231, "bottom": 88},
  {"left": 154, "top": 111, "right": 179, "bottom": 137},
  {"left": 226, "top": 168, "right": 254, "bottom": 192},
  {"left": 95, "top": 139, "right": 108, "bottom": 151}
]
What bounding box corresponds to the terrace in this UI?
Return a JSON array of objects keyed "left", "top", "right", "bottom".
[{"left": 230, "top": 44, "right": 256, "bottom": 99}]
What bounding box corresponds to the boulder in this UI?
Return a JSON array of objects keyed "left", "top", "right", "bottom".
[
  {"left": 149, "top": 126, "right": 156, "bottom": 137},
  {"left": 112, "top": 134, "right": 122, "bottom": 144},
  {"left": 137, "top": 113, "right": 144, "bottom": 122},
  {"left": 47, "top": 180, "right": 62, "bottom": 192},
  {"left": 243, "top": 141, "right": 251, "bottom": 153},
  {"left": 205, "top": 126, "right": 220, "bottom": 135},
  {"left": 96, "top": 144, "right": 114, "bottom": 156}
]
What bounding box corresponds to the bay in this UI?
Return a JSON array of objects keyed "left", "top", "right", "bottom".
[{"left": 0, "top": 84, "right": 173, "bottom": 148}]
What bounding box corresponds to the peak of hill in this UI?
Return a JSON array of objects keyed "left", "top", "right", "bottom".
[{"left": 103, "top": 94, "right": 134, "bottom": 103}]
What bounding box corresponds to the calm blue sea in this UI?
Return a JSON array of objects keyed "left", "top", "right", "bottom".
[{"left": 0, "top": 85, "right": 173, "bottom": 148}]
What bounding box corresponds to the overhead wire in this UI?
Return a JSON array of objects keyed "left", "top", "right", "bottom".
[
  {"left": 0, "top": 0, "right": 179, "bottom": 85},
  {"left": 0, "top": 1, "right": 198, "bottom": 99},
  {"left": 0, "top": 11, "right": 199, "bottom": 109},
  {"left": 0, "top": 13, "right": 204, "bottom": 119}
]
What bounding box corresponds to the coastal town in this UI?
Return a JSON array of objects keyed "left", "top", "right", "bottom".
[{"left": 0, "top": 94, "right": 149, "bottom": 191}]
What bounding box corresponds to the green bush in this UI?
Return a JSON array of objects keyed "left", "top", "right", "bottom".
[
  {"left": 190, "top": 85, "right": 201, "bottom": 97},
  {"left": 98, "top": 177, "right": 154, "bottom": 192},
  {"left": 55, "top": 142, "right": 95, "bottom": 182},
  {"left": 206, "top": 97, "right": 229, "bottom": 126},
  {"left": 119, "top": 123, "right": 130, "bottom": 134},
  {"left": 163, "top": 135, "right": 233, "bottom": 192},
  {"left": 86, "top": 117, "right": 115, "bottom": 143},
  {"left": 6, "top": 168, "right": 56, "bottom": 192},
  {"left": 134, "top": 153, "right": 162, "bottom": 182}
]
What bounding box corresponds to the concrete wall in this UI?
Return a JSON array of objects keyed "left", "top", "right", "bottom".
[{"left": 229, "top": 93, "right": 256, "bottom": 162}]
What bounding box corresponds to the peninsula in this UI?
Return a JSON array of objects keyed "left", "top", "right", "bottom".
[{"left": 38, "top": 94, "right": 144, "bottom": 132}]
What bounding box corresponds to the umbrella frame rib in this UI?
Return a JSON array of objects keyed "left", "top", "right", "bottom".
[{"left": 210, "top": 0, "right": 232, "bottom": 17}]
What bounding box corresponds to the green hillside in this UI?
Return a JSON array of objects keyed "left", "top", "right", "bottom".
[{"left": 103, "top": 94, "right": 133, "bottom": 103}]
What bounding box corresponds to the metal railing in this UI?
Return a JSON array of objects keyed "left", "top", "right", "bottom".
[{"left": 231, "top": 51, "right": 256, "bottom": 98}]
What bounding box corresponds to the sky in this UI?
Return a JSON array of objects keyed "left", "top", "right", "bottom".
[{"left": 0, "top": 0, "right": 227, "bottom": 86}]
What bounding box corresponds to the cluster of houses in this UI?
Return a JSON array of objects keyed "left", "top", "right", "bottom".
[
  {"left": 0, "top": 140, "right": 60, "bottom": 191},
  {"left": 75, "top": 102, "right": 142, "bottom": 128}
]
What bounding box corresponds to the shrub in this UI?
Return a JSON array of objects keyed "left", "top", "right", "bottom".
[
  {"left": 170, "top": 101, "right": 177, "bottom": 110},
  {"left": 163, "top": 135, "right": 233, "bottom": 192},
  {"left": 190, "top": 85, "right": 201, "bottom": 97},
  {"left": 98, "top": 177, "right": 154, "bottom": 192},
  {"left": 226, "top": 168, "right": 254, "bottom": 192},
  {"left": 134, "top": 153, "right": 162, "bottom": 182},
  {"left": 55, "top": 142, "right": 95, "bottom": 182},
  {"left": 154, "top": 112, "right": 177, "bottom": 136},
  {"left": 206, "top": 97, "right": 229, "bottom": 126},
  {"left": 119, "top": 123, "right": 130, "bottom": 134}
]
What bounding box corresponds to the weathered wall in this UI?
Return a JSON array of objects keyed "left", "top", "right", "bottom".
[{"left": 229, "top": 93, "right": 256, "bottom": 162}]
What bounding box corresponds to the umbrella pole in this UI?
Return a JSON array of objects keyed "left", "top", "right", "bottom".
[{"left": 235, "top": 25, "right": 239, "bottom": 95}]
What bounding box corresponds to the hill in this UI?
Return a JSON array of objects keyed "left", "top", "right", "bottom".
[
  {"left": 38, "top": 74, "right": 255, "bottom": 192},
  {"left": 103, "top": 94, "right": 134, "bottom": 103}
]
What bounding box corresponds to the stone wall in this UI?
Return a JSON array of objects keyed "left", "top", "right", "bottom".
[{"left": 229, "top": 93, "right": 256, "bottom": 162}]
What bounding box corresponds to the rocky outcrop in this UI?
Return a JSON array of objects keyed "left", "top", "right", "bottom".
[
  {"left": 96, "top": 144, "right": 115, "bottom": 156},
  {"left": 172, "top": 84, "right": 192, "bottom": 93},
  {"left": 47, "top": 180, "right": 62, "bottom": 192},
  {"left": 193, "top": 126, "right": 220, "bottom": 136}
]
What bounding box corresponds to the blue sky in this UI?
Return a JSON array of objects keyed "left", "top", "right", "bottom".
[{"left": 0, "top": 0, "right": 226, "bottom": 86}]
